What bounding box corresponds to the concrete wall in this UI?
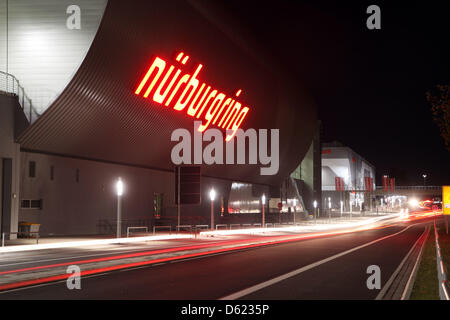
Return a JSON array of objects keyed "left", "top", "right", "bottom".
[
  {"left": 0, "top": 0, "right": 107, "bottom": 113},
  {"left": 18, "top": 151, "right": 252, "bottom": 236}
]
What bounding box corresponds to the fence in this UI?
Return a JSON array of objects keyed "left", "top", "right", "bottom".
[
  {"left": 434, "top": 220, "right": 449, "bottom": 300},
  {"left": 0, "top": 71, "right": 40, "bottom": 123}
]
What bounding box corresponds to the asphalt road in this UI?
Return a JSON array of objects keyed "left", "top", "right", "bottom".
[{"left": 0, "top": 217, "right": 432, "bottom": 300}]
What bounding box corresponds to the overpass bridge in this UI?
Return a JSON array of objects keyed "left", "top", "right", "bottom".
[{"left": 374, "top": 186, "right": 442, "bottom": 199}]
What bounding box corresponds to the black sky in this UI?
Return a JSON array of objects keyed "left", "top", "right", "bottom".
[{"left": 218, "top": 0, "right": 450, "bottom": 186}]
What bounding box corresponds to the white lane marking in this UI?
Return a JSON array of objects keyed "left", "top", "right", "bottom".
[
  {"left": 400, "top": 227, "right": 429, "bottom": 300},
  {"left": 219, "top": 224, "right": 418, "bottom": 300},
  {"left": 376, "top": 226, "right": 427, "bottom": 299}
]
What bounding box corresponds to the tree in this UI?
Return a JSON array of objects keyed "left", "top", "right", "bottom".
[{"left": 427, "top": 85, "right": 450, "bottom": 151}]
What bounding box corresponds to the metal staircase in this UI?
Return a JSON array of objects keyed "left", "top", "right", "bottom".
[{"left": 0, "top": 71, "right": 40, "bottom": 123}]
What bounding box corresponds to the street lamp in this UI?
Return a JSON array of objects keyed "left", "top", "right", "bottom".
[
  {"left": 313, "top": 200, "right": 317, "bottom": 224},
  {"left": 115, "top": 178, "right": 124, "bottom": 239},
  {"left": 209, "top": 188, "right": 216, "bottom": 230},
  {"left": 328, "top": 198, "right": 332, "bottom": 219},
  {"left": 422, "top": 174, "right": 427, "bottom": 186},
  {"left": 340, "top": 200, "right": 343, "bottom": 217},
  {"left": 262, "top": 194, "right": 266, "bottom": 228},
  {"left": 293, "top": 199, "right": 297, "bottom": 225}
]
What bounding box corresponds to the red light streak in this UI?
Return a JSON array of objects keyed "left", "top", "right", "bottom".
[{"left": 0, "top": 231, "right": 356, "bottom": 291}]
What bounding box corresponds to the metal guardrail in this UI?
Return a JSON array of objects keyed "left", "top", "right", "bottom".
[
  {"left": 195, "top": 225, "right": 209, "bottom": 230},
  {"left": 376, "top": 186, "right": 442, "bottom": 190},
  {"left": 153, "top": 225, "right": 171, "bottom": 234},
  {"left": 126, "top": 226, "right": 148, "bottom": 237},
  {"left": 176, "top": 225, "right": 192, "bottom": 231},
  {"left": 2, "top": 231, "right": 40, "bottom": 247},
  {"left": 434, "top": 220, "right": 450, "bottom": 300},
  {"left": 0, "top": 71, "right": 40, "bottom": 123}
]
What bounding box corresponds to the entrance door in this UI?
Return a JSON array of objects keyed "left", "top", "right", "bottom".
[{"left": 1, "top": 158, "right": 13, "bottom": 235}]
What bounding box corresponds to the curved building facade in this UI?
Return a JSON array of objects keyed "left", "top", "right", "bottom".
[{"left": 0, "top": 0, "right": 320, "bottom": 236}]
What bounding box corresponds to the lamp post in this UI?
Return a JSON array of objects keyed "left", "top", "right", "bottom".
[
  {"left": 293, "top": 199, "right": 297, "bottom": 225},
  {"left": 328, "top": 197, "right": 331, "bottom": 220},
  {"left": 350, "top": 199, "right": 352, "bottom": 218},
  {"left": 209, "top": 188, "right": 216, "bottom": 230},
  {"left": 422, "top": 174, "right": 427, "bottom": 186},
  {"left": 313, "top": 200, "right": 317, "bottom": 224},
  {"left": 116, "top": 178, "right": 124, "bottom": 239},
  {"left": 262, "top": 194, "right": 266, "bottom": 228}
]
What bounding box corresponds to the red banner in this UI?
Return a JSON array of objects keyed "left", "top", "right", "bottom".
[
  {"left": 334, "top": 177, "right": 344, "bottom": 191},
  {"left": 335, "top": 177, "right": 344, "bottom": 191},
  {"left": 390, "top": 178, "right": 395, "bottom": 192},
  {"left": 365, "top": 177, "right": 374, "bottom": 192},
  {"left": 382, "top": 176, "right": 389, "bottom": 192}
]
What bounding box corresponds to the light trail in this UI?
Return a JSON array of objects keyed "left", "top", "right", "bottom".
[
  {"left": 0, "top": 234, "right": 194, "bottom": 254},
  {"left": 0, "top": 211, "right": 441, "bottom": 292}
]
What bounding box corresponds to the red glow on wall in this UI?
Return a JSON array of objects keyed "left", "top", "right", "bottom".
[{"left": 135, "top": 52, "right": 251, "bottom": 140}]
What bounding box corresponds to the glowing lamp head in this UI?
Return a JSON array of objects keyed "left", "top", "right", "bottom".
[
  {"left": 209, "top": 189, "right": 216, "bottom": 201},
  {"left": 408, "top": 198, "right": 419, "bottom": 207},
  {"left": 262, "top": 194, "right": 266, "bottom": 205},
  {"left": 116, "top": 178, "right": 124, "bottom": 196},
  {"left": 313, "top": 200, "right": 317, "bottom": 208}
]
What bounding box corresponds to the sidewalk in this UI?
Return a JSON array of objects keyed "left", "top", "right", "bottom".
[{"left": 1, "top": 212, "right": 400, "bottom": 250}]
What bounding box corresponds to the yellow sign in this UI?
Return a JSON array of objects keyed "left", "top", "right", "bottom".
[{"left": 444, "top": 186, "right": 450, "bottom": 215}]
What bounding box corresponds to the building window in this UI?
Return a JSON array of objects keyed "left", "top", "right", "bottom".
[
  {"left": 50, "top": 166, "right": 54, "bottom": 181},
  {"left": 29, "top": 161, "right": 36, "bottom": 178},
  {"left": 21, "top": 199, "right": 43, "bottom": 210}
]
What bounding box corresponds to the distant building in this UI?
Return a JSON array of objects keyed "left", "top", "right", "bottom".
[{"left": 321, "top": 141, "right": 375, "bottom": 212}]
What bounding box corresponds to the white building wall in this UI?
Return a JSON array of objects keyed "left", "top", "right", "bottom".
[
  {"left": 0, "top": 0, "right": 107, "bottom": 114},
  {"left": 19, "top": 152, "right": 175, "bottom": 235}
]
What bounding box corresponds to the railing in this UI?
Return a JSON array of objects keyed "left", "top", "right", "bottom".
[
  {"left": 153, "top": 225, "right": 172, "bottom": 234},
  {"left": 126, "top": 226, "right": 148, "bottom": 237},
  {"left": 2, "top": 231, "right": 40, "bottom": 247},
  {"left": 376, "top": 186, "right": 442, "bottom": 190},
  {"left": 0, "top": 71, "right": 40, "bottom": 123},
  {"left": 434, "top": 220, "right": 449, "bottom": 300},
  {"left": 96, "top": 219, "right": 152, "bottom": 235}
]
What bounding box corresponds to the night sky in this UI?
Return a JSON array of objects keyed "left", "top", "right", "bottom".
[{"left": 219, "top": 0, "right": 450, "bottom": 186}]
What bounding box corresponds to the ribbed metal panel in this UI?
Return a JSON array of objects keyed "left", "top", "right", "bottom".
[{"left": 17, "top": 0, "right": 317, "bottom": 186}]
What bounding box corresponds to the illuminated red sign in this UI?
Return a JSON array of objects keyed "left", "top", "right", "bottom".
[{"left": 135, "top": 52, "right": 250, "bottom": 141}]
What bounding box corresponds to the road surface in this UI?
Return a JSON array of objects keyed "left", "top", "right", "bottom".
[{"left": 0, "top": 218, "right": 432, "bottom": 300}]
